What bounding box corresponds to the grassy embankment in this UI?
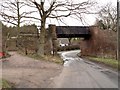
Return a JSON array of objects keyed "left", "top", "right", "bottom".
[{"left": 87, "top": 57, "right": 119, "bottom": 70}]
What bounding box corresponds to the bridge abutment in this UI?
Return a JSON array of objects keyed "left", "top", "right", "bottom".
[
  {"left": 48, "top": 24, "right": 58, "bottom": 56},
  {"left": 80, "top": 27, "right": 116, "bottom": 59}
]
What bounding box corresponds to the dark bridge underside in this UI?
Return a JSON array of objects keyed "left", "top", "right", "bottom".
[
  {"left": 56, "top": 26, "right": 91, "bottom": 38},
  {"left": 57, "top": 34, "right": 91, "bottom": 38}
]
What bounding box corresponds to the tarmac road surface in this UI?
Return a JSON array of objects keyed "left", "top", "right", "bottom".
[{"left": 49, "top": 50, "right": 118, "bottom": 88}]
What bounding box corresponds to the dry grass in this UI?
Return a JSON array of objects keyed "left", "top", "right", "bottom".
[
  {"left": 18, "top": 51, "right": 63, "bottom": 65},
  {"left": 43, "top": 55, "right": 63, "bottom": 64},
  {"left": 87, "top": 57, "right": 119, "bottom": 69},
  {"left": 1, "top": 79, "right": 14, "bottom": 88}
]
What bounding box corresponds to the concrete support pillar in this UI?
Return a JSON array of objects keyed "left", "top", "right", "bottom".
[
  {"left": 44, "top": 29, "right": 52, "bottom": 55},
  {"left": 49, "top": 24, "right": 57, "bottom": 55}
]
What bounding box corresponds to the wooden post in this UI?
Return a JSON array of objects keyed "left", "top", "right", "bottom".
[{"left": 49, "top": 24, "right": 57, "bottom": 55}]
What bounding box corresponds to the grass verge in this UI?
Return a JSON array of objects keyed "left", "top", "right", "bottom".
[
  {"left": 18, "top": 51, "right": 63, "bottom": 65},
  {"left": 87, "top": 57, "right": 119, "bottom": 70},
  {"left": 0, "top": 79, "right": 14, "bottom": 89},
  {"left": 29, "top": 54, "right": 63, "bottom": 64}
]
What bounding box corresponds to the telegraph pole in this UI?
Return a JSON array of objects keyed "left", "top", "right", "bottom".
[{"left": 117, "top": 0, "right": 120, "bottom": 61}]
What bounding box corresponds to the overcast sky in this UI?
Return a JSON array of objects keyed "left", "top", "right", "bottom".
[
  {"left": 0, "top": 0, "right": 117, "bottom": 27},
  {"left": 46, "top": 0, "right": 117, "bottom": 27}
]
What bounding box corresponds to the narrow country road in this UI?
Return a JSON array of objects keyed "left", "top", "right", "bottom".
[{"left": 49, "top": 50, "right": 118, "bottom": 88}]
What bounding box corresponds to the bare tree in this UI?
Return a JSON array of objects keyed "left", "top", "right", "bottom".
[
  {"left": 26, "top": 0, "right": 96, "bottom": 56},
  {"left": 0, "top": 0, "right": 38, "bottom": 28},
  {"left": 97, "top": 3, "right": 117, "bottom": 31},
  {"left": 0, "top": 0, "right": 40, "bottom": 55}
]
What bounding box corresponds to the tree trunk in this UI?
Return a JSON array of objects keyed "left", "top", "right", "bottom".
[
  {"left": 37, "top": 17, "right": 46, "bottom": 56},
  {"left": 17, "top": 1, "right": 20, "bottom": 29},
  {"left": 68, "top": 38, "right": 72, "bottom": 45}
]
